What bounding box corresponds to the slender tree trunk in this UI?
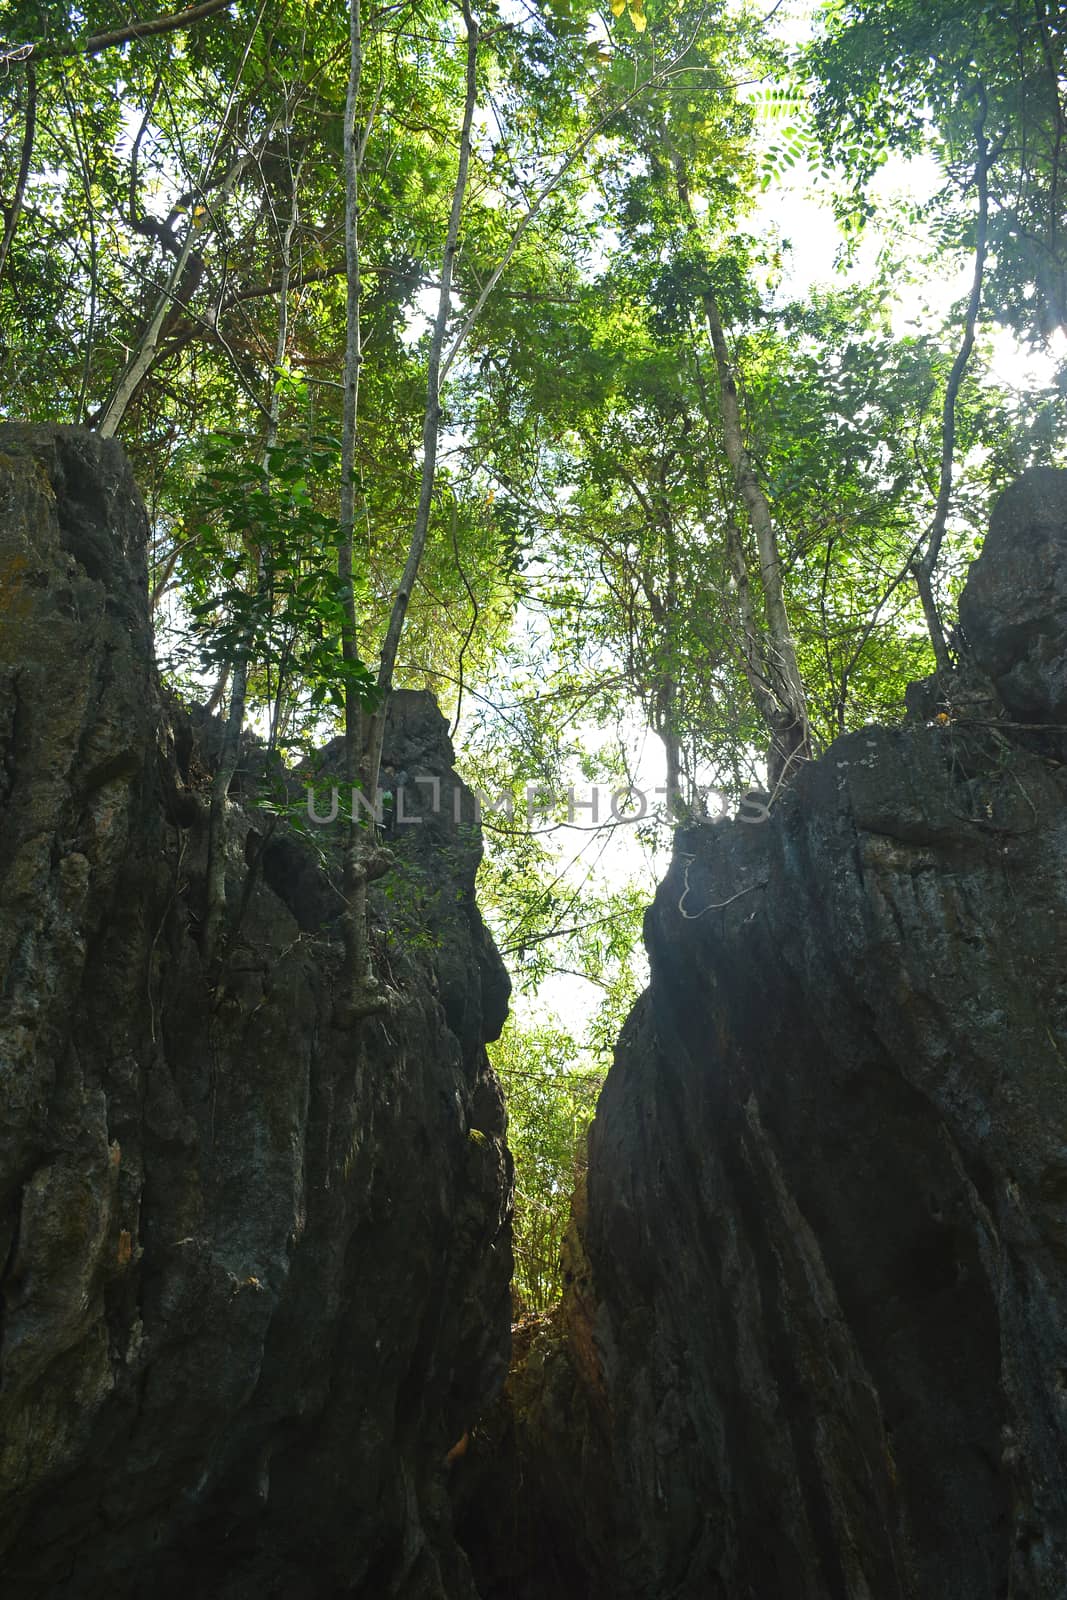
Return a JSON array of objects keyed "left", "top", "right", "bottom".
[
  {"left": 337, "top": 0, "right": 376, "bottom": 1014},
  {"left": 703, "top": 290, "right": 811, "bottom": 788},
  {"left": 670, "top": 147, "right": 809, "bottom": 789},
  {"left": 655, "top": 678, "right": 683, "bottom": 821},
  {"left": 203, "top": 162, "right": 300, "bottom": 961},
  {"left": 689, "top": 345, "right": 787, "bottom": 767},
  {"left": 722, "top": 510, "right": 784, "bottom": 736},
  {"left": 656, "top": 512, "right": 685, "bottom": 820},
  {"left": 361, "top": 0, "right": 480, "bottom": 803},
  {"left": 334, "top": 8, "right": 704, "bottom": 1014},
  {"left": 0, "top": 63, "right": 36, "bottom": 292},
  {"left": 913, "top": 97, "right": 992, "bottom": 673},
  {"left": 332, "top": 1, "right": 478, "bottom": 1022},
  {"left": 334, "top": 0, "right": 398, "bottom": 1021}
]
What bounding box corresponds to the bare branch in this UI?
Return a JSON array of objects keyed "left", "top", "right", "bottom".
[
  {"left": 29, "top": 0, "right": 233, "bottom": 61},
  {"left": 0, "top": 63, "right": 36, "bottom": 290}
]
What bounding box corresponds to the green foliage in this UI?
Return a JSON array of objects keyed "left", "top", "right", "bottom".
[
  {"left": 807, "top": 0, "right": 1067, "bottom": 344},
  {"left": 378, "top": 856, "right": 447, "bottom": 955},
  {"left": 489, "top": 1017, "right": 601, "bottom": 1311},
  {"left": 175, "top": 431, "right": 379, "bottom": 738}
]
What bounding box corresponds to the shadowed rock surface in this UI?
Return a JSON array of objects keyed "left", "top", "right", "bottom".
[
  {"left": 460, "top": 469, "right": 1067, "bottom": 1599},
  {"left": 0, "top": 425, "right": 512, "bottom": 1599},
  {"left": 960, "top": 466, "right": 1067, "bottom": 730}
]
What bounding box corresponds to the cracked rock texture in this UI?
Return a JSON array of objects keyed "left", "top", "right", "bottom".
[
  {"left": 0, "top": 424, "right": 512, "bottom": 1599},
  {"left": 463, "top": 468, "right": 1067, "bottom": 1600}
]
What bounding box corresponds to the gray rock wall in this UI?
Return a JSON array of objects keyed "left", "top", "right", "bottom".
[{"left": 0, "top": 425, "right": 512, "bottom": 1600}]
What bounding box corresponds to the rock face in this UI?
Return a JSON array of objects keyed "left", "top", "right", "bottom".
[
  {"left": 466, "top": 470, "right": 1067, "bottom": 1599},
  {"left": 960, "top": 465, "right": 1067, "bottom": 729},
  {"left": 0, "top": 425, "right": 512, "bottom": 1599}
]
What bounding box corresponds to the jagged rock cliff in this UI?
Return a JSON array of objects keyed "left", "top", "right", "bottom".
[
  {"left": 0, "top": 425, "right": 512, "bottom": 1599},
  {"left": 464, "top": 469, "right": 1067, "bottom": 1600}
]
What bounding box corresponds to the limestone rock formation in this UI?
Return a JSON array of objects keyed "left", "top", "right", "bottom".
[
  {"left": 0, "top": 425, "right": 512, "bottom": 1599},
  {"left": 960, "top": 465, "right": 1067, "bottom": 730},
  {"left": 465, "top": 470, "right": 1067, "bottom": 1599}
]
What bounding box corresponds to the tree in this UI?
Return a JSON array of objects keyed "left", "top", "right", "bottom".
[{"left": 808, "top": 0, "right": 1067, "bottom": 659}]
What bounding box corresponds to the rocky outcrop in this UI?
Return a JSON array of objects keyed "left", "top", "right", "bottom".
[
  {"left": 959, "top": 466, "right": 1067, "bottom": 730},
  {"left": 466, "top": 469, "right": 1067, "bottom": 1599},
  {"left": 0, "top": 425, "right": 512, "bottom": 1599}
]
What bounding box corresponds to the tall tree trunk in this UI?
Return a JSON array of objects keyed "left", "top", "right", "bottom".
[
  {"left": 912, "top": 96, "right": 992, "bottom": 673},
  {"left": 0, "top": 63, "right": 36, "bottom": 292},
  {"left": 656, "top": 510, "right": 685, "bottom": 821},
  {"left": 670, "top": 148, "right": 810, "bottom": 790},
  {"left": 360, "top": 0, "right": 480, "bottom": 802},
  {"left": 332, "top": 1, "right": 478, "bottom": 1021},
  {"left": 688, "top": 347, "right": 787, "bottom": 773},
  {"left": 655, "top": 678, "right": 683, "bottom": 821},
  {"left": 203, "top": 160, "right": 300, "bottom": 961},
  {"left": 333, "top": 0, "right": 479, "bottom": 1024},
  {"left": 337, "top": 0, "right": 377, "bottom": 1015},
  {"left": 722, "top": 510, "right": 787, "bottom": 745},
  {"left": 702, "top": 290, "right": 811, "bottom": 790}
]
